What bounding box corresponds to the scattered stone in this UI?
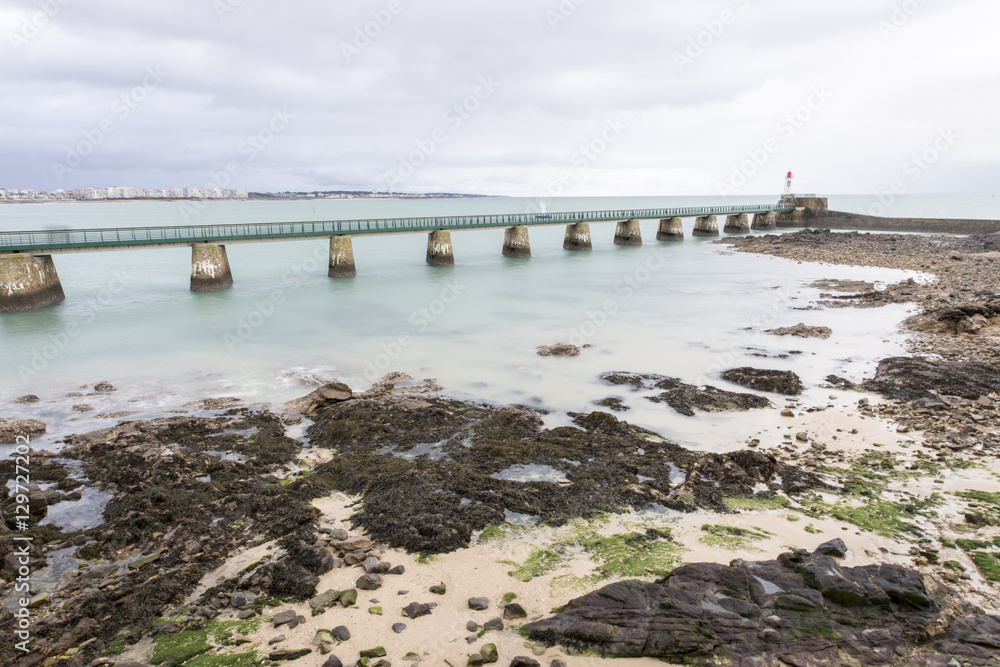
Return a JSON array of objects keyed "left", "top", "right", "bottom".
[
  {"left": 339, "top": 589, "right": 358, "bottom": 607},
  {"left": 780, "top": 409, "right": 795, "bottom": 417},
  {"left": 503, "top": 603, "right": 527, "bottom": 620},
  {"left": 332, "top": 626, "right": 351, "bottom": 642},
  {"left": 392, "top": 623, "right": 406, "bottom": 634},
  {"left": 94, "top": 381, "right": 116, "bottom": 393},
  {"left": 269, "top": 649, "right": 312, "bottom": 661},
  {"left": 72, "top": 404, "right": 94, "bottom": 412},
  {"left": 402, "top": 602, "right": 437, "bottom": 619},
  {"left": 321, "top": 657, "right": 344, "bottom": 667},
  {"left": 311, "top": 589, "right": 342, "bottom": 612},
  {"left": 429, "top": 582, "right": 446, "bottom": 595},
  {"left": 483, "top": 618, "right": 504, "bottom": 632},
  {"left": 467, "top": 621, "right": 479, "bottom": 632},
  {"left": 269, "top": 635, "right": 286, "bottom": 645},
  {"left": 14, "top": 394, "right": 39, "bottom": 404},
  {"left": 549, "top": 661, "right": 567, "bottom": 667},
  {"left": 313, "top": 630, "right": 336, "bottom": 648},
  {"left": 388, "top": 565, "right": 406, "bottom": 575},
  {"left": 274, "top": 611, "right": 298, "bottom": 628},
  {"left": 480, "top": 643, "right": 499, "bottom": 664},
  {"left": 509, "top": 659, "right": 540, "bottom": 667},
  {"left": 357, "top": 573, "right": 384, "bottom": 591},
  {"left": 814, "top": 538, "right": 849, "bottom": 559},
  {"left": 369, "top": 606, "right": 383, "bottom": 615},
  {"left": 360, "top": 647, "right": 387, "bottom": 659},
  {"left": 468, "top": 597, "right": 489, "bottom": 611}
]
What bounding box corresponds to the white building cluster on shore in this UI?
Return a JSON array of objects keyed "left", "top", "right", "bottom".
[{"left": 0, "top": 187, "right": 249, "bottom": 202}]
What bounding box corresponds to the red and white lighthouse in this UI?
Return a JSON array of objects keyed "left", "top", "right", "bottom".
[{"left": 784, "top": 170, "right": 793, "bottom": 197}]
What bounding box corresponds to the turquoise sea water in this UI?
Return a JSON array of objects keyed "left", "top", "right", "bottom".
[{"left": 1, "top": 194, "right": 996, "bottom": 452}]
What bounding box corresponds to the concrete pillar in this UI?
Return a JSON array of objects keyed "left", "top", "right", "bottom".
[
  {"left": 751, "top": 212, "right": 777, "bottom": 230},
  {"left": 328, "top": 236, "right": 356, "bottom": 278},
  {"left": 0, "top": 254, "right": 65, "bottom": 313},
  {"left": 656, "top": 217, "right": 684, "bottom": 241},
  {"left": 775, "top": 209, "right": 807, "bottom": 228},
  {"left": 502, "top": 225, "right": 531, "bottom": 258},
  {"left": 563, "top": 223, "right": 592, "bottom": 251},
  {"left": 692, "top": 215, "right": 719, "bottom": 237},
  {"left": 614, "top": 219, "right": 642, "bottom": 246},
  {"left": 723, "top": 213, "right": 750, "bottom": 233},
  {"left": 190, "top": 243, "right": 233, "bottom": 293},
  {"left": 426, "top": 230, "right": 455, "bottom": 267}
]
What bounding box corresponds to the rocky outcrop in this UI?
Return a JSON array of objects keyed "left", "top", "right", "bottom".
[
  {"left": 765, "top": 323, "right": 832, "bottom": 339},
  {"left": 283, "top": 382, "right": 354, "bottom": 419},
  {"left": 537, "top": 343, "right": 581, "bottom": 357},
  {"left": 0, "top": 419, "right": 46, "bottom": 444},
  {"left": 600, "top": 372, "right": 772, "bottom": 416},
  {"left": 525, "top": 546, "right": 1000, "bottom": 666},
  {"left": 720, "top": 368, "right": 804, "bottom": 396},
  {"left": 864, "top": 357, "right": 1000, "bottom": 402}
]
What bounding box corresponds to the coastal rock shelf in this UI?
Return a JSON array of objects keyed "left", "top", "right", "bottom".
[{"left": 524, "top": 545, "right": 1000, "bottom": 666}]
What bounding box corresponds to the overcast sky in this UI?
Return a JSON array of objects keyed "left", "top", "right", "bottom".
[{"left": 1, "top": 0, "right": 998, "bottom": 197}]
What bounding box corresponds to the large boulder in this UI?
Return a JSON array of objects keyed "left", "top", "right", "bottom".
[
  {"left": 524, "top": 546, "right": 997, "bottom": 666},
  {"left": 283, "top": 382, "right": 354, "bottom": 419}
]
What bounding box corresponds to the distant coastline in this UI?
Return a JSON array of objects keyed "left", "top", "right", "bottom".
[{"left": 0, "top": 189, "right": 494, "bottom": 204}]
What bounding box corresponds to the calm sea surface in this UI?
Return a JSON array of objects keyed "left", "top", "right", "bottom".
[{"left": 2, "top": 194, "right": 998, "bottom": 452}]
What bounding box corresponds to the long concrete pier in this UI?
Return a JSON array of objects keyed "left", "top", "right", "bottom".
[{"left": 0, "top": 202, "right": 789, "bottom": 312}]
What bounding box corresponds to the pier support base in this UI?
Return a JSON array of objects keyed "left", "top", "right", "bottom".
[
  {"left": 776, "top": 209, "right": 807, "bottom": 227},
  {"left": 692, "top": 215, "right": 719, "bottom": 237},
  {"left": 502, "top": 225, "right": 531, "bottom": 258},
  {"left": 191, "top": 243, "right": 233, "bottom": 292},
  {"left": 328, "top": 236, "right": 357, "bottom": 278},
  {"left": 614, "top": 219, "right": 643, "bottom": 246},
  {"left": 751, "top": 212, "right": 777, "bottom": 230},
  {"left": 563, "top": 223, "right": 592, "bottom": 251},
  {"left": 724, "top": 213, "right": 750, "bottom": 233},
  {"left": 0, "top": 254, "right": 65, "bottom": 313},
  {"left": 426, "top": 230, "right": 455, "bottom": 267},
  {"left": 656, "top": 217, "right": 684, "bottom": 241}
]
